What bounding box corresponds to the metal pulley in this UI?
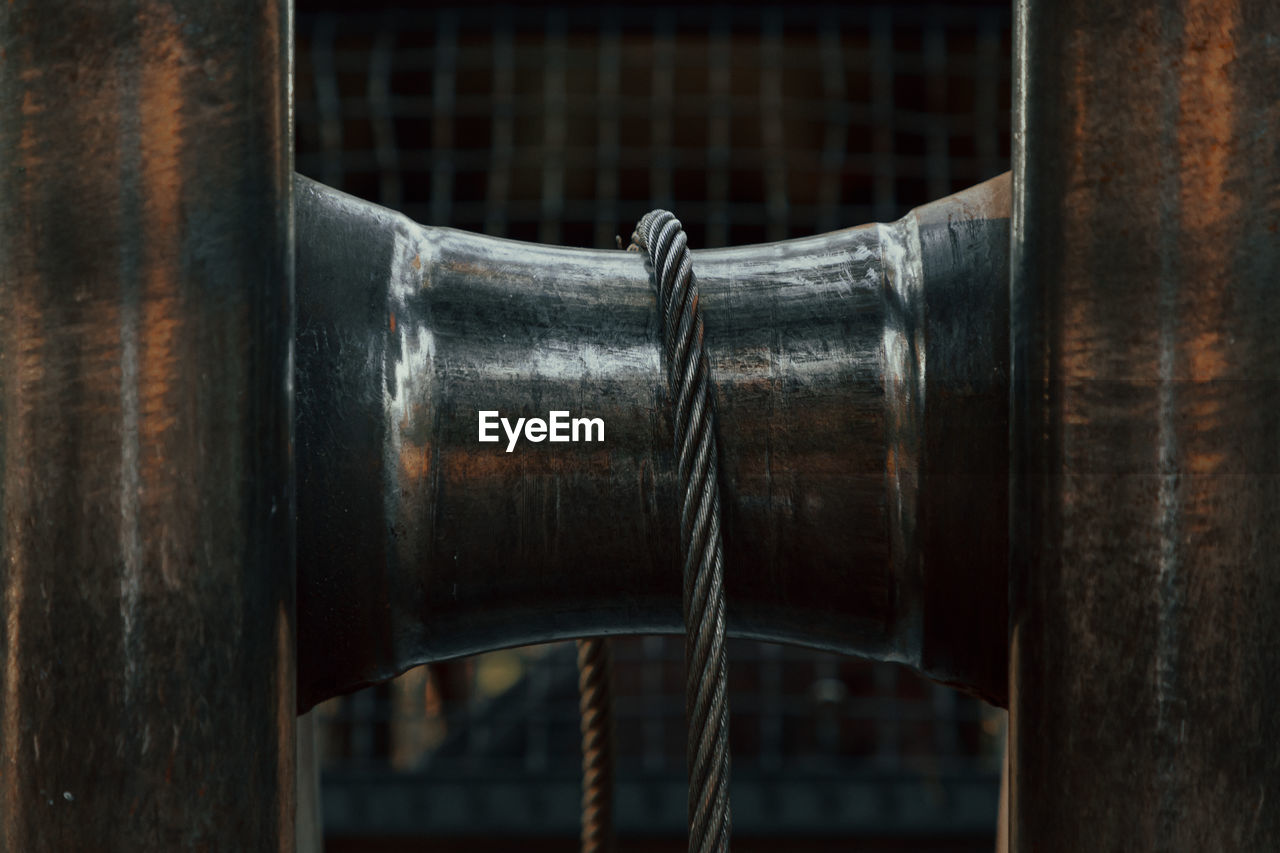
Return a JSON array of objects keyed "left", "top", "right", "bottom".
[
  {"left": 292, "top": 171, "right": 1012, "bottom": 710},
  {"left": 292, "top": 170, "right": 1012, "bottom": 852}
]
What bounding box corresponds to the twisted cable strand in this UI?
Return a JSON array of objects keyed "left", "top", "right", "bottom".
[
  {"left": 631, "top": 210, "right": 732, "bottom": 853},
  {"left": 576, "top": 637, "right": 616, "bottom": 853}
]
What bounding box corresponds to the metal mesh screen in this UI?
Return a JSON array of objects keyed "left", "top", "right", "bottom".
[
  {"left": 296, "top": 2, "right": 1011, "bottom": 845},
  {"left": 315, "top": 640, "right": 1006, "bottom": 841},
  {"left": 296, "top": 3, "right": 1011, "bottom": 247}
]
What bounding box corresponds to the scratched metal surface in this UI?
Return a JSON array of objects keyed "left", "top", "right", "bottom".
[
  {"left": 295, "top": 172, "right": 1009, "bottom": 713},
  {"left": 1010, "top": 0, "right": 1280, "bottom": 849},
  {"left": 0, "top": 1, "right": 294, "bottom": 849}
]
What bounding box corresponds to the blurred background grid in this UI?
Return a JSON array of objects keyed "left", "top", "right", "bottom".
[{"left": 294, "top": 2, "right": 1011, "bottom": 850}]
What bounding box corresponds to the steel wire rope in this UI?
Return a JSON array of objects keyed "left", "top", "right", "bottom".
[{"left": 630, "top": 210, "right": 732, "bottom": 853}]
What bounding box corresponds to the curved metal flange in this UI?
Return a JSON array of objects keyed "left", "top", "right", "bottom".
[{"left": 295, "top": 172, "right": 1011, "bottom": 711}]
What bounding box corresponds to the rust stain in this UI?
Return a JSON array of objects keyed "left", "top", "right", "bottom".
[
  {"left": 1179, "top": 0, "right": 1238, "bottom": 389},
  {"left": 1177, "top": 0, "right": 1239, "bottom": 483},
  {"left": 399, "top": 441, "right": 432, "bottom": 484},
  {"left": 4, "top": 30, "right": 50, "bottom": 845},
  {"left": 2, "top": 329, "right": 29, "bottom": 840},
  {"left": 441, "top": 445, "right": 616, "bottom": 487},
  {"left": 258, "top": 0, "right": 285, "bottom": 181},
  {"left": 2, "top": 305, "right": 50, "bottom": 808},
  {"left": 444, "top": 447, "right": 521, "bottom": 484},
  {"left": 18, "top": 89, "right": 39, "bottom": 117},
  {"left": 389, "top": 311, "right": 396, "bottom": 334},
  {"left": 16, "top": 103, "right": 41, "bottom": 169},
  {"left": 1185, "top": 329, "right": 1229, "bottom": 386},
  {"left": 1060, "top": 19, "right": 1098, "bottom": 386},
  {"left": 138, "top": 16, "right": 187, "bottom": 588}
]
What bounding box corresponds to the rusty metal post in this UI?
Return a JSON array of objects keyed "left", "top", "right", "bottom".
[
  {"left": 0, "top": 1, "right": 294, "bottom": 850},
  {"left": 1010, "top": 0, "right": 1280, "bottom": 849}
]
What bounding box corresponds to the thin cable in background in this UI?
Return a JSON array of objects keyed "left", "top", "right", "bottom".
[{"left": 576, "top": 638, "right": 616, "bottom": 853}]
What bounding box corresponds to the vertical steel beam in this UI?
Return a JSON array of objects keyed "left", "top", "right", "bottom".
[
  {"left": 1011, "top": 0, "right": 1280, "bottom": 849},
  {"left": 0, "top": 1, "right": 294, "bottom": 849}
]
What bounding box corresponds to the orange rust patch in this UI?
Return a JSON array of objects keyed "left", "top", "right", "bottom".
[
  {"left": 138, "top": 12, "right": 189, "bottom": 587},
  {"left": 19, "top": 89, "right": 40, "bottom": 117},
  {"left": 399, "top": 441, "right": 432, "bottom": 484},
  {"left": 1179, "top": 0, "right": 1239, "bottom": 384},
  {"left": 1059, "top": 16, "right": 1098, "bottom": 384}
]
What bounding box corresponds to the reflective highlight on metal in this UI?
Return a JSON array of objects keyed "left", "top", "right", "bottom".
[
  {"left": 0, "top": 1, "right": 294, "bottom": 849},
  {"left": 295, "top": 172, "right": 1011, "bottom": 712},
  {"left": 1010, "top": 0, "right": 1280, "bottom": 849},
  {"left": 632, "top": 210, "right": 732, "bottom": 853}
]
